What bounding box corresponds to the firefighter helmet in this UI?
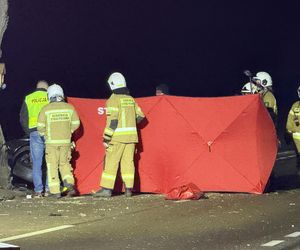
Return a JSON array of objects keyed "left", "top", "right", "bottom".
[
  {"left": 47, "top": 84, "right": 64, "bottom": 100},
  {"left": 241, "top": 82, "right": 258, "bottom": 95},
  {"left": 253, "top": 72, "right": 272, "bottom": 88},
  {"left": 107, "top": 72, "right": 127, "bottom": 91}
]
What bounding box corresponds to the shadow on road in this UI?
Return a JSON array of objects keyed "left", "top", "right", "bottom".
[
  {"left": 268, "top": 148, "right": 300, "bottom": 192},
  {"left": 270, "top": 174, "right": 300, "bottom": 192}
]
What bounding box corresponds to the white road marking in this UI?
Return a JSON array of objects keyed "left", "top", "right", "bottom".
[
  {"left": 0, "top": 225, "right": 74, "bottom": 243},
  {"left": 0, "top": 242, "right": 20, "bottom": 248},
  {"left": 285, "top": 231, "right": 300, "bottom": 238},
  {"left": 261, "top": 240, "right": 285, "bottom": 247}
]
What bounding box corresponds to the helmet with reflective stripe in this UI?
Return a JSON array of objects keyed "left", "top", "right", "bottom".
[
  {"left": 241, "top": 82, "right": 259, "bottom": 95},
  {"left": 47, "top": 84, "right": 64, "bottom": 100},
  {"left": 107, "top": 72, "right": 126, "bottom": 91},
  {"left": 253, "top": 72, "right": 272, "bottom": 88}
]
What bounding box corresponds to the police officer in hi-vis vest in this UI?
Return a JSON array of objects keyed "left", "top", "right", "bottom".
[
  {"left": 94, "top": 72, "right": 145, "bottom": 197},
  {"left": 20, "top": 80, "right": 49, "bottom": 197}
]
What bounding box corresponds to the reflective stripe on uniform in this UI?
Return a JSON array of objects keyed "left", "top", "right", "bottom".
[
  {"left": 106, "top": 107, "right": 119, "bottom": 116},
  {"left": 122, "top": 108, "right": 126, "bottom": 127},
  {"left": 114, "top": 127, "right": 137, "bottom": 135},
  {"left": 46, "top": 139, "right": 71, "bottom": 144},
  {"left": 102, "top": 172, "right": 116, "bottom": 181},
  {"left": 72, "top": 120, "right": 80, "bottom": 125},
  {"left": 104, "top": 128, "right": 114, "bottom": 136},
  {"left": 48, "top": 182, "right": 60, "bottom": 187},
  {"left": 45, "top": 109, "right": 73, "bottom": 115},
  {"left": 47, "top": 115, "right": 52, "bottom": 140},
  {"left": 293, "top": 132, "right": 300, "bottom": 140},
  {"left": 107, "top": 107, "right": 119, "bottom": 113},
  {"left": 122, "top": 174, "right": 134, "bottom": 180}
]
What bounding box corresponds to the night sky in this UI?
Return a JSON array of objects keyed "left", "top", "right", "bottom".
[{"left": 1, "top": 0, "right": 300, "bottom": 139}]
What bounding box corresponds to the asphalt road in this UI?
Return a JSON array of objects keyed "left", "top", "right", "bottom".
[
  {"left": 0, "top": 151, "right": 299, "bottom": 250},
  {"left": 0, "top": 188, "right": 299, "bottom": 250}
]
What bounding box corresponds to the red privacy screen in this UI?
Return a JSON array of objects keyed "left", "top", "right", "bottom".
[{"left": 68, "top": 94, "right": 277, "bottom": 195}]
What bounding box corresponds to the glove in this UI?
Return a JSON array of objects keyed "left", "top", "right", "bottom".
[{"left": 103, "top": 138, "right": 110, "bottom": 148}]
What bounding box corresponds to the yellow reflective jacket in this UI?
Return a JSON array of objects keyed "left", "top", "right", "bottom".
[
  {"left": 37, "top": 101, "right": 80, "bottom": 145},
  {"left": 286, "top": 101, "right": 300, "bottom": 134},
  {"left": 103, "top": 94, "right": 145, "bottom": 143},
  {"left": 20, "top": 89, "right": 49, "bottom": 134}
]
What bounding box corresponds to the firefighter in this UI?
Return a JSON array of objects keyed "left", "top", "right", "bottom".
[
  {"left": 37, "top": 84, "right": 80, "bottom": 198},
  {"left": 93, "top": 72, "right": 145, "bottom": 197},
  {"left": 253, "top": 72, "right": 278, "bottom": 126},
  {"left": 286, "top": 86, "right": 300, "bottom": 173},
  {"left": 20, "top": 80, "right": 49, "bottom": 197}
]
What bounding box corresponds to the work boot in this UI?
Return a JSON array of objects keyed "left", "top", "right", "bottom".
[
  {"left": 33, "top": 192, "right": 43, "bottom": 198},
  {"left": 125, "top": 188, "right": 132, "bottom": 197},
  {"left": 93, "top": 188, "right": 112, "bottom": 197},
  {"left": 62, "top": 181, "right": 76, "bottom": 197},
  {"left": 47, "top": 193, "right": 61, "bottom": 199},
  {"left": 43, "top": 191, "right": 50, "bottom": 197}
]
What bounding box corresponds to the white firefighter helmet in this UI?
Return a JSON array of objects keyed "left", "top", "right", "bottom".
[
  {"left": 107, "top": 72, "right": 126, "bottom": 90},
  {"left": 253, "top": 72, "right": 272, "bottom": 88},
  {"left": 298, "top": 86, "right": 300, "bottom": 99},
  {"left": 47, "top": 84, "right": 64, "bottom": 100},
  {"left": 241, "top": 82, "right": 258, "bottom": 95}
]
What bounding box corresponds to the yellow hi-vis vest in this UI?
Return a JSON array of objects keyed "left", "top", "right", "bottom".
[{"left": 25, "top": 91, "right": 49, "bottom": 129}]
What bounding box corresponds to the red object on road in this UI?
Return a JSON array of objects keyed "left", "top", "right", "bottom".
[
  {"left": 68, "top": 94, "right": 277, "bottom": 195},
  {"left": 165, "top": 183, "right": 204, "bottom": 200}
]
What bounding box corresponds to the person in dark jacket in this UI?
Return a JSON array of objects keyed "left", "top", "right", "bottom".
[
  {"left": 156, "top": 84, "right": 169, "bottom": 96},
  {"left": 20, "top": 80, "right": 49, "bottom": 197}
]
